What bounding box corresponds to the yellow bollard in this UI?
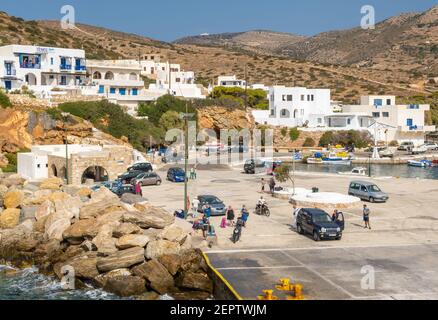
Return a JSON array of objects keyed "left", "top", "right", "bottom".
[
  {"left": 257, "top": 290, "right": 279, "bottom": 300},
  {"left": 275, "top": 278, "right": 292, "bottom": 291},
  {"left": 287, "top": 284, "right": 305, "bottom": 300}
]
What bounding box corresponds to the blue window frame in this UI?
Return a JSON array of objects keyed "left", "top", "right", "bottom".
[
  {"left": 5, "top": 80, "right": 12, "bottom": 90},
  {"left": 60, "top": 75, "right": 67, "bottom": 85},
  {"left": 98, "top": 85, "right": 105, "bottom": 94},
  {"left": 119, "top": 88, "right": 126, "bottom": 95},
  {"left": 50, "top": 58, "right": 54, "bottom": 65},
  {"left": 132, "top": 88, "right": 138, "bottom": 96},
  {"left": 406, "top": 119, "right": 413, "bottom": 127},
  {"left": 374, "top": 99, "right": 383, "bottom": 106},
  {"left": 109, "top": 87, "right": 116, "bottom": 94}
]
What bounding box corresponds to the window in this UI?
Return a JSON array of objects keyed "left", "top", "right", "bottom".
[
  {"left": 282, "top": 94, "right": 292, "bottom": 101},
  {"left": 60, "top": 75, "right": 67, "bottom": 85},
  {"left": 37, "top": 164, "right": 41, "bottom": 168},
  {"left": 280, "top": 109, "right": 290, "bottom": 118},
  {"left": 109, "top": 87, "right": 116, "bottom": 94},
  {"left": 270, "top": 109, "right": 275, "bottom": 116},
  {"left": 372, "top": 112, "right": 380, "bottom": 118},
  {"left": 301, "top": 95, "right": 305, "bottom": 101},
  {"left": 119, "top": 88, "right": 126, "bottom": 95},
  {"left": 386, "top": 99, "right": 391, "bottom": 105},
  {"left": 46, "top": 164, "right": 48, "bottom": 168},
  {"left": 50, "top": 58, "right": 54, "bottom": 65},
  {"left": 347, "top": 118, "right": 351, "bottom": 125},
  {"left": 132, "top": 88, "right": 138, "bottom": 96},
  {"left": 374, "top": 99, "right": 383, "bottom": 106},
  {"left": 317, "top": 118, "right": 322, "bottom": 124},
  {"left": 311, "top": 94, "right": 315, "bottom": 101},
  {"left": 175, "top": 78, "right": 181, "bottom": 83},
  {"left": 98, "top": 85, "right": 104, "bottom": 94},
  {"left": 382, "top": 112, "right": 389, "bottom": 118}
]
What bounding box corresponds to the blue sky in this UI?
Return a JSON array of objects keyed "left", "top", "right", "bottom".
[{"left": 0, "top": 0, "right": 436, "bottom": 41}]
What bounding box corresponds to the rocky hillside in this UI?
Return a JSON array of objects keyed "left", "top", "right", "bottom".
[
  {"left": 0, "top": 11, "right": 429, "bottom": 101},
  {"left": 0, "top": 178, "right": 213, "bottom": 299},
  {"left": 174, "top": 30, "right": 305, "bottom": 54},
  {"left": 197, "top": 106, "right": 256, "bottom": 131}
]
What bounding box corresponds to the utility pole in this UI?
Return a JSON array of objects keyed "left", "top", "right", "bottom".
[
  {"left": 61, "top": 112, "right": 70, "bottom": 184},
  {"left": 180, "top": 103, "right": 194, "bottom": 218},
  {"left": 244, "top": 63, "right": 248, "bottom": 109}
]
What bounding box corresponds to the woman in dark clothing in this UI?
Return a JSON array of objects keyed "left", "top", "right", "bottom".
[{"left": 226, "top": 206, "right": 235, "bottom": 226}]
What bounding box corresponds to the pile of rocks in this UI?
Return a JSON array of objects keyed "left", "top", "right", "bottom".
[{"left": 0, "top": 176, "right": 213, "bottom": 300}]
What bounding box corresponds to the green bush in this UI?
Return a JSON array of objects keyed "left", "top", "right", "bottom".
[
  {"left": 289, "top": 127, "right": 300, "bottom": 141},
  {"left": 138, "top": 95, "right": 196, "bottom": 125},
  {"left": 210, "top": 86, "right": 268, "bottom": 110},
  {"left": 318, "top": 130, "right": 372, "bottom": 148},
  {"left": 280, "top": 127, "right": 288, "bottom": 137},
  {"left": 0, "top": 90, "right": 12, "bottom": 108},
  {"left": 302, "top": 137, "right": 315, "bottom": 147},
  {"left": 58, "top": 100, "right": 164, "bottom": 150}
]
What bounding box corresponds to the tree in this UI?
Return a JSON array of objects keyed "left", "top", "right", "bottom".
[
  {"left": 274, "top": 164, "right": 295, "bottom": 195},
  {"left": 0, "top": 90, "right": 12, "bottom": 108},
  {"left": 159, "top": 110, "right": 183, "bottom": 131},
  {"left": 303, "top": 137, "right": 315, "bottom": 147},
  {"left": 289, "top": 127, "right": 300, "bottom": 141}
]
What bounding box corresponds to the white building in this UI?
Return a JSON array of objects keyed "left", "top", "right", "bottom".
[
  {"left": 325, "top": 95, "right": 435, "bottom": 145},
  {"left": 253, "top": 86, "right": 331, "bottom": 128},
  {"left": 0, "top": 45, "right": 86, "bottom": 93},
  {"left": 217, "top": 75, "right": 247, "bottom": 88}
]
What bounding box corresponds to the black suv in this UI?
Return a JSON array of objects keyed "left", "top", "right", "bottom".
[
  {"left": 127, "top": 162, "right": 153, "bottom": 173},
  {"left": 243, "top": 159, "right": 265, "bottom": 174},
  {"left": 296, "top": 208, "right": 345, "bottom": 241},
  {"left": 118, "top": 170, "right": 143, "bottom": 184}
]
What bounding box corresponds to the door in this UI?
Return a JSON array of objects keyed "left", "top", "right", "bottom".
[
  {"left": 406, "top": 119, "right": 413, "bottom": 127},
  {"left": 336, "top": 212, "right": 345, "bottom": 231},
  {"left": 5, "top": 81, "right": 12, "bottom": 90},
  {"left": 303, "top": 212, "right": 313, "bottom": 233},
  {"left": 359, "top": 185, "right": 368, "bottom": 200}
]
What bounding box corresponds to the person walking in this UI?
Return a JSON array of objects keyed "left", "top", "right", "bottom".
[
  {"left": 261, "top": 178, "right": 266, "bottom": 193},
  {"left": 135, "top": 181, "right": 142, "bottom": 197},
  {"left": 203, "top": 204, "right": 212, "bottom": 219},
  {"left": 363, "top": 204, "right": 371, "bottom": 229},
  {"left": 292, "top": 205, "right": 300, "bottom": 230},
  {"left": 226, "top": 205, "right": 235, "bottom": 226},
  {"left": 269, "top": 177, "right": 276, "bottom": 195},
  {"left": 241, "top": 205, "right": 249, "bottom": 227},
  {"left": 192, "top": 197, "right": 200, "bottom": 218}
]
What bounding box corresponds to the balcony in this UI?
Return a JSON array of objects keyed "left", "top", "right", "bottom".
[
  {"left": 20, "top": 62, "right": 41, "bottom": 69},
  {"left": 60, "top": 64, "right": 72, "bottom": 71},
  {"left": 75, "top": 65, "right": 87, "bottom": 72},
  {"left": 398, "top": 125, "right": 436, "bottom": 132}
]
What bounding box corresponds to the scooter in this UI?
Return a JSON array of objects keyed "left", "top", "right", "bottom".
[
  {"left": 255, "top": 203, "right": 271, "bottom": 217},
  {"left": 232, "top": 219, "right": 244, "bottom": 243}
]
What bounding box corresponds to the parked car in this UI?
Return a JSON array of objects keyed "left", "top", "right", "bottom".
[
  {"left": 118, "top": 170, "right": 143, "bottom": 184},
  {"left": 398, "top": 141, "right": 414, "bottom": 151},
  {"left": 111, "top": 184, "right": 136, "bottom": 197},
  {"left": 167, "top": 167, "right": 186, "bottom": 182},
  {"left": 91, "top": 180, "right": 121, "bottom": 191},
  {"left": 424, "top": 142, "right": 438, "bottom": 151},
  {"left": 243, "top": 159, "right": 265, "bottom": 174},
  {"left": 348, "top": 181, "right": 389, "bottom": 203},
  {"left": 296, "top": 208, "right": 344, "bottom": 241},
  {"left": 196, "top": 195, "right": 226, "bottom": 216},
  {"left": 379, "top": 148, "right": 395, "bottom": 158},
  {"left": 411, "top": 144, "right": 428, "bottom": 155},
  {"left": 127, "top": 162, "right": 153, "bottom": 173},
  {"left": 132, "top": 172, "right": 162, "bottom": 186}
]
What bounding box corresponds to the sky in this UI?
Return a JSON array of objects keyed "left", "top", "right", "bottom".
[{"left": 0, "top": 0, "right": 436, "bottom": 42}]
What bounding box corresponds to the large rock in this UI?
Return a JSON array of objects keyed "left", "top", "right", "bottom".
[
  {"left": 0, "top": 208, "right": 21, "bottom": 229},
  {"left": 44, "top": 213, "right": 71, "bottom": 241},
  {"left": 180, "top": 249, "right": 208, "bottom": 273},
  {"left": 49, "top": 191, "right": 70, "bottom": 202},
  {"left": 103, "top": 275, "right": 146, "bottom": 297},
  {"left": 158, "top": 254, "right": 182, "bottom": 276},
  {"left": 4, "top": 190, "right": 24, "bottom": 209},
  {"left": 123, "top": 209, "right": 175, "bottom": 229},
  {"left": 76, "top": 187, "right": 92, "bottom": 198},
  {"left": 97, "top": 247, "right": 145, "bottom": 272},
  {"left": 20, "top": 205, "right": 37, "bottom": 221},
  {"left": 54, "top": 196, "right": 83, "bottom": 220},
  {"left": 145, "top": 240, "right": 181, "bottom": 260},
  {"left": 120, "top": 193, "right": 147, "bottom": 205},
  {"left": 131, "top": 259, "right": 175, "bottom": 294},
  {"left": 93, "top": 268, "right": 132, "bottom": 288},
  {"left": 26, "top": 190, "right": 53, "bottom": 205},
  {"left": 92, "top": 222, "right": 119, "bottom": 255},
  {"left": 159, "top": 224, "right": 187, "bottom": 243},
  {"left": 54, "top": 253, "right": 99, "bottom": 280},
  {"left": 40, "top": 177, "right": 63, "bottom": 190},
  {"left": 116, "top": 234, "right": 150, "bottom": 250},
  {"left": 112, "top": 222, "right": 142, "bottom": 238},
  {"left": 0, "top": 185, "right": 9, "bottom": 200},
  {"left": 90, "top": 187, "right": 119, "bottom": 203},
  {"left": 171, "top": 291, "right": 212, "bottom": 300},
  {"left": 35, "top": 200, "right": 54, "bottom": 221},
  {"left": 176, "top": 271, "right": 213, "bottom": 293},
  {"left": 80, "top": 198, "right": 124, "bottom": 219},
  {"left": 62, "top": 218, "right": 100, "bottom": 244}
]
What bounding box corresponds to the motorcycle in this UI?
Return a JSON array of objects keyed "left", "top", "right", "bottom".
[
  {"left": 255, "top": 203, "right": 271, "bottom": 217},
  {"left": 232, "top": 219, "right": 244, "bottom": 243}
]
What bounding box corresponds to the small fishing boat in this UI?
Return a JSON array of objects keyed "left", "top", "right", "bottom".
[
  {"left": 338, "top": 167, "right": 367, "bottom": 176},
  {"left": 407, "top": 159, "right": 432, "bottom": 168}
]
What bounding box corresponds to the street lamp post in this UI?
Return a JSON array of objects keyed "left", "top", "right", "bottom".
[
  {"left": 180, "top": 103, "right": 194, "bottom": 218},
  {"left": 61, "top": 112, "right": 70, "bottom": 184}
]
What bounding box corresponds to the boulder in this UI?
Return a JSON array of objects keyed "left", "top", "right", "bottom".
[
  {"left": 159, "top": 224, "right": 187, "bottom": 243},
  {"left": 123, "top": 209, "right": 175, "bottom": 229},
  {"left": 112, "top": 222, "right": 142, "bottom": 238},
  {"left": 103, "top": 275, "right": 146, "bottom": 297},
  {"left": 0, "top": 184, "right": 8, "bottom": 200},
  {"left": 93, "top": 268, "right": 132, "bottom": 288},
  {"left": 120, "top": 193, "right": 147, "bottom": 205},
  {"left": 54, "top": 253, "right": 99, "bottom": 280},
  {"left": 54, "top": 196, "right": 83, "bottom": 220},
  {"left": 1, "top": 175, "right": 25, "bottom": 188},
  {"left": 90, "top": 187, "right": 119, "bottom": 203},
  {"left": 49, "top": 191, "right": 70, "bottom": 202},
  {"left": 62, "top": 218, "right": 100, "bottom": 244},
  {"left": 131, "top": 259, "right": 175, "bottom": 294},
  {"left": 96, "top": 247, "right": 145, "bottom": 273},
  {"left": 137, "top": 291, "right": 160, "bottom": 300},
  {"left": 23, "top": 183, "right": 39, "bottom": 193},
  {"left": 158, "top": 254, "right": 182, "bottom": 276},
  {"left": 44, "top": 214, "right": 71, "bottom": 241},
  {"left": 80, "top": 198, "right": 124, "bottom": 219},
  {"left": 33, "top": 214, "right": 49, "bottom": 233},
  {"left": 35, "top": 200, "right": 54, "bottom": 221},
  {"left": 15, "top": 233, "right": 41, "bottom": 252},
  {"left": 116, "top": 234, "right": 150, "bottom": 250},
  {"left": 171, "top": 291, "right": 212, "bottom": 300},
  {"left": 26, "top": 190, "right": 53, "bottom": 205},
  {"left": 180, "top": 249, "right": 208, "bottom": 273},
  {"left": 20, "top": 205, "right": 37, "bottom": 221},
  {"left": 176, "top": 271, "right": 213, "bottom": 293},
  {"left": 4, "top": 190, "right": 24, "bottom": 208},
  {"left": 145, "top": 240, "right": 180, "bottom": 260},
  {"left": 40, "top": 177, "right": 63, "bottom": 190},
  {"left": 91, "top": 223, "right": 119, "bottom": 255},
  {"left": 0, "top": 208, "right": 21, "bottom": 229},
  {"left": 76, "top": 187, "right": 92, "bottom": 198},
  {"left": 96, "top": 211, "right": 124, "bottom": 226},
  {"left": 80, "top": 240, "right": 97, "bottom": 252}
]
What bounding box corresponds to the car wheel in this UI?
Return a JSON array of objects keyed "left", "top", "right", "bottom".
[
  {"left": 297, "top": 224, "right": 304, "bottom": 234},
  {"left": 313, "top": 231, "right": 320, "bottom": 242},
  {"left": 156, "top": 180, "right": 161, "bottom": 186},
  {"left": 336, "top": 235, "right": 342, "bottom": 240},
  {"left": 369, "top": 197, "right": 375, "bottom": 203}
]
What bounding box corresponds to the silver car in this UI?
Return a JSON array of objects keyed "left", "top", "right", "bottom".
[
  {"left": 348, "top": 181, "right": 388, "bottom": 203},
  {"left": 132, "top": 172, "right": 162, "bottom": 186}
]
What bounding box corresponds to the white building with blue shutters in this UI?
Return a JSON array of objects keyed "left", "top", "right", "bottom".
[{"left": 0, "top": 45, "right": 86, "bottom": 92}]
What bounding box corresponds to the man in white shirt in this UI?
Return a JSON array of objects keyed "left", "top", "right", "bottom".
[
  {"left": 192, "top": 197, "right": 200, "bottom": 218},
  {"left": 292, "top": 205, "right": 300, "bottom": 230}
]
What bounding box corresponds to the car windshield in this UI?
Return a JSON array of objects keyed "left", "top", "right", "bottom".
[
  {"left": 174, "top": 169, "right": 185, "bottom": 175},
  {"left": 203, "top": 196, "right": 221, "bottom": 204},
  {"left": 368, "top": 185, "right": 381, "bottom": 192},
  {"left": 312, "top": 213, "right": 332, "bottom": 223}
]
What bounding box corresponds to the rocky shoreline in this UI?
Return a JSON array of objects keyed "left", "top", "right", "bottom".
[{"left": 0, "top": 175, "right": 213, "bottom": 300}]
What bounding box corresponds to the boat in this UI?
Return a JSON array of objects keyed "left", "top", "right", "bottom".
[
  {"left": 407, "top": 159, "right": 432, "bottom": 168},
  {"left": 338, "top": 167, "right": 367, "bottom": 176},
  {"left": 307, "top": 151, "right": 352, "bottom": 165}
]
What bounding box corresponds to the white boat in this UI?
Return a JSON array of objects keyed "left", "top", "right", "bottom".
[
  {"left": 407, "top": 160, "right": 432, "bottom": 168},
  {"left": 338, "top": 167, "right": 367, "bottom": 176},
  {"left": 307, "top": 157, "right": 323, "bottom": 164}
]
